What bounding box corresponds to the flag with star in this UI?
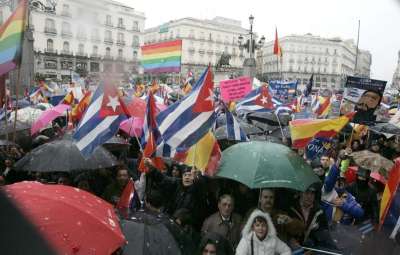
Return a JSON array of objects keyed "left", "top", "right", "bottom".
[
  {"left": 73, "top": 82, "right": 128, "bottom": 158},
  {"left": 255, "top": 86, "right": 274, "bottom": 109}
]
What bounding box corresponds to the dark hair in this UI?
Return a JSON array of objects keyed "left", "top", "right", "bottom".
[
  {"left": 198, "top": 232, "right": 234, "bottom": 255},
  {"left": 145, "top": 190, "right": 164, "bottom": 209},
  {"left": 218, "top": 194, "right": 234, "bottom": 203},
  {"left": 253, "top": 216, "right": 267, "bottom": 225}
]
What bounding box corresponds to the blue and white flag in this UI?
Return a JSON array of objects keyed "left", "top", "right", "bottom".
[
  {"left": 73, "top": 85, "right": 126, "bottom": 158},
  {"left": 236, "top": 87, "right": 285, "bottom": 113},
  {"left": 156, "top": 67, "right": 216, "bottom": 153},
  {"left": 225, "top": 110, "right": 248, "bottom": 142}
]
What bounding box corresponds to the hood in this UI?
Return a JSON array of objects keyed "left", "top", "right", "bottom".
[{"left": 242, "top": 209, "right": 276, "bottom": 238}]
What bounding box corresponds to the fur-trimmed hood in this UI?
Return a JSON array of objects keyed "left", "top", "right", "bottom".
[{"left": 242, "top": 209, "right": 277, "bottom": 238}]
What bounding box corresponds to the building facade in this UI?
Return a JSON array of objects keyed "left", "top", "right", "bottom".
[
  {"left": 392, "top": 51, "right": 400, "bottom": 89},
  {"left": 29, "top": 0, "right": 145, "bottom": 83},
  {"left": 144, "top": 17, "right": 249, "bottom": 80},
  {"left": 258, "top": 34, "right": 372, "bottom": 91}
]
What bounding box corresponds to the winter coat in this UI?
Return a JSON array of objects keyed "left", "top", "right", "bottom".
[
  {"left": 235, "top": 210, "right": 291, "bottom": 255},
  {"left": 201, "top": 212, "right": 242, "bottom": 248},
  {"left": 320, "top": 164, "right": 364, "bottom": 224}
]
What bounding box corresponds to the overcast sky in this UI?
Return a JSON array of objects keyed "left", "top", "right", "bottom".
[{"left": 120, "top": 0, "right": 400, "bottom": 84}]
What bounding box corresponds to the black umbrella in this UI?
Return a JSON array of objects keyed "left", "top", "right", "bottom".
[
  {"left": 0, "top": 121, "right": 32, "bottom": 150},
  {"left": 104, "top": 136, "right": 130, "bottom": 151},
  {"left": 14, "top": 139, "right": 119, "bottom": 172},
  {"left": 121, "top": 211, "right": 195, "bottom": 255},
  {"left": 246, "top": 111, "right": 291, "bottom": 126},
  {"left": 0, "top": 139, "right": 18, "bottom": 147},
  {"left": 369, "top": 122, "right": 400, "bottom": 135}
]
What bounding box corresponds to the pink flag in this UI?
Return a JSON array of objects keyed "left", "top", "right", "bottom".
[
  {"left": 31, "top": 104, "right": 71, "bottom": 135},
  {"left": 119, "top": 117, "right": 143, "bottom": 137}
]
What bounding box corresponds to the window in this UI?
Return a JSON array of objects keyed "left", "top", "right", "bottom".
[
  {"left": 132, "top": 35, "right": 139, "bottom": 46},
  {"left": 117, "top": 32, "right": 124, "bottom": 42},
  {"left": 44, "top": 59, "right": 57, "bottom": 69},
  {"left": 334, "top": 49, "right": 337, "bottom": 55},
  {"left": 105, "top": 30, "right": 112, "bottom": 41},
  {"left": 106, "top": 15, "right": 112, "bottom": 26},
  {"left": 78, "top": 44, "right": 84, "bottom": 54},
  {"left": 133, "top": 51, "right": 138, "bottom": 59},
  {"left": 62, "top": 41, "right": 69, "bottom": 52},
  {"left": 45, "top": 18, "right": 56, "bottom": 32},
  {"left": 92, "top": 28, "right": 99, "bottom": 41},
  {"left": 92, "top": 45, "right": 98, "bottom": 55},
  {"left": 118, "top": 49, "right": 123, "bottom": 58},
  {"left": 47, "top": 39, "right": 54, "bottom": 51},
  {"left": 90, "top": 62, "right": 99, "bottom": 72},
  {"left": 61, "top": 22, "right": 71, "bottom": 36},
  {"left": 77, "top": 27, "right": 86, "bottom": 39},
  {"left": 104, "top": 63, "right": 112, "bottom": 72},
  {"left": 118, "top": 18, "right": 124, "bottom": 28},
  {"left": 133, "top": 21, "right": 139, "bottom": 31},
  {"left": 62, "top": 4, "right": 70, "bottom": 16},
  {"left": 105, "top": 47, "right": 111, "bottom": 56}
]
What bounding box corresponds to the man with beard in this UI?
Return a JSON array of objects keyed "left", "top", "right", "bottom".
[
  {"left": 353, "top": 90, "right": 382, "bottom": 123},
  {"left": 346, "top": 167, "right": 379, "bottom": 224}
]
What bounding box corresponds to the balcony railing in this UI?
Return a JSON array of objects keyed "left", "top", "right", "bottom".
[
  {"left": 61, "top": 31, "right": 73, "bottom": 38},
  {"left": 104, "top": 38, "right": 114, "bottom": 45},
  {"left": 77, "top": 34, "right": 87, "bottom": 41},
  {"left": 44, "top": 27, "right": 57, "bottom": 35},
  {"left": 76, "top": 52, "right": 88, "bottom": 58},
  {"left": 116, "top": 40, "right": 125, "bottom": 46},
  {"left": 117, "top": 24, "right": 126, "bottom": 30},
  {"left": 104, "top": 55, "right": 113, "bottom": 60},
  {"left": 60, "top": 50, "right": 72, "bottom": 55},
  {"left": 90, "top": 54, "right": 101, "bottom": 59},
  {"left": 44, "top": 48, "right": 57, "bottom": 54},
  {"left": 116, "top": 56, "right": 125, "bottom": 61},
  {"left": 91, "top": 37, "right": 101, "bottom": 43}
]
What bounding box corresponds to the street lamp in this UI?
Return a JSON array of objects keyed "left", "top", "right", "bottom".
[{"left": 238, "top": 15, "right": 265, "bottom": 79}]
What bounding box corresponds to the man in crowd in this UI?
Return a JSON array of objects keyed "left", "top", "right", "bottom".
[
  {"left": 201, "top": 194, "right": 242, "bottom": 249},
  {"left": 102, "top": 167, "right": 130, "bottom": 206}
]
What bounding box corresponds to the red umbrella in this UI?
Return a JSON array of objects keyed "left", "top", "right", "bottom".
[{"left": 4, "top": 181, "right": 126, "bottom": 255}]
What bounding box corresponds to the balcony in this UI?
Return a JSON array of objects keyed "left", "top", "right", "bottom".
[
  {"left": 61, "top": 11, "right": 71, "bottom": 17},
  {"left": 104, "top": 38, "right": 114, "bottom": 45},
  {"left": 104, "top": 55, "right": 113, "bottom": 60},
  {"left": 91, "top": 37, "right": 101, "bottom": 43},
  {"left": 76, "top": 34, "right": 87, "bottom": 41},
  {"left": 44, "top": 27, "right": 57, "bottom": 35},
  {"left": 117, "top": 24, "right": 126, "bottom": 30},
  {"left": 61, "top": 31, "right": 73, "bottom": 38},
  {"left": 90, "top": 54, "right": 101, "bottom": 59},
  {"left": 105, "top": 22, "right": 113, "bottom": 27},
  {"left": 60, "top": 50, "right": 72, "bottom": 56},
  {"left": 116, "top": 40, "right": 126, "bottom": 46},
  {"left": 44, "top": 48, "right": 57, "bottom": 55},
  {"left": 131, "top": 27, "right": 140, "bottom": 32},
  {"left": 116, "top": 56, "right": 126, "bottom": 62},
  {"left": 132, "top": 42, "right": 140, "bottom": 48},
  {"left": 76, "top": 52, "right": 88, "bottom": 58}
]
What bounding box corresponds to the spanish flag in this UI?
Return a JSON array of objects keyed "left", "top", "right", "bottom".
[
  {"left": 314, "top": 96, "right": 331, "bottom": 117},
  {"left": 184, "top": 131, "right": 221, "bottom": 176},
  {"left": 290, "top": 113, "right": 353, "bottom": 148},
  {"left": 379, "top": 159, "right": 400, "bottom": 229},
  {"left": 72, "top": 91, "right": 91, "bottom": 122},
  {"left": 62, "top": 91, "right": 75, "bottom": 105}
]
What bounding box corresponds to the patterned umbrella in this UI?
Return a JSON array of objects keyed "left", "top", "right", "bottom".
[{"left": 350, "top": 150, "right": 394, "bottom": 176}]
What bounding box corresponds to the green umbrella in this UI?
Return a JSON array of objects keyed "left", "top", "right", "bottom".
[{"left": 217, "top": 141, "right": 320, "bottom": 191}]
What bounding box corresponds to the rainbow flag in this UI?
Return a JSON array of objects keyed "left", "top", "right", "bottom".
[
  {"left": 141, "top": 40, "right": 182, "bottom": 73},
  {"left": 290, "top": 114, "right": 353, "bottom": 148},
  {"left": 0, "top": 0, "right": 27, "bottom": 76}
]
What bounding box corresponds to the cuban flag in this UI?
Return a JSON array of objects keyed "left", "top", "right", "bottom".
[
  {"left": 225, "top": 109, "right": 248, "bottom": 142},
  {"left": 156, "top": 66, "right": 216, "bottom": 154},
  {"left": 236, "top": 86, "right": 291, "bottom": 114},
  {"left": 73, "top": 82, "right": 127, "bottom": 158}
]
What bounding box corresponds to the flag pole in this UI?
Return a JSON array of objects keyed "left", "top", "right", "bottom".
[
  {"left": 274, "top": 111, "right": 285, "bottom": 139},
  {"left": 354, "top": 20, "right": 360, "bottom": 74}
]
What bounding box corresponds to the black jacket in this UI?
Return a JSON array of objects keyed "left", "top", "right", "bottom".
[{"left": 346, "top": 182, "right": 379, "bottom": 224}]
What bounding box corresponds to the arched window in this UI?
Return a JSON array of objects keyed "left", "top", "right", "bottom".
[
  {"left": 63, "top": 41, "right": 69, "bottom": 52},
  {"left": 133, "top": 21, "right": 139, "bottom": 31},
  {"left": 45, "top": 18, "right": 55, "bottom": 29},
  {"left": 118, "top": 49, "right": 123, "bottom": 58},
  {"left": 78, "top": 43, "right": 84, "bottom": 54},
  {"left": 133, "top": 50, "right": 137, "bottom": 59},
  {"left": 47, "top": 39, "right": 54, "bottom": 51},
  {"left": 105, "top": 47, "right": 111, "bottom": 56},
  {"left": 132, "top": 35, "right": 139, "bottom": 46},
  {"left": 92, "top": 45, "right": 98, "bottom": 54}
]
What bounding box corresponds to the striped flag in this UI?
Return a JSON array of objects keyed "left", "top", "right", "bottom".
[
  {"left": 156, "top": 66, "right": 216, "bottom": 153},
  {"left": 290, "top": 113, "right": 353, "bottom": 148},
  {"left": 236, "top": 86, "right": 287, "bottom": 113},
  {"left": 73, "top": 83, "right": 127, "bottom": 158},
  {"left": 311, "top": 95, "right": 331, "bottom": 118},
  {"left": 0, "top": 0, "right": 27, "bottom": 76},
  {"left": 225, "top": 109, "right": 248, "bottom": 142},
  {"left": 379, "top": 158, "right": 400, "bottom": 229}
]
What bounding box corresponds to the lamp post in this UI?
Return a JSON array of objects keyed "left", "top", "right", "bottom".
[{"left": 238, "top": 15, "right": 265, "bottom": 79}]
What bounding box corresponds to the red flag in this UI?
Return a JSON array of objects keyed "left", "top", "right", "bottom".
[
  {"left": 255, "top": 86, "right": 274, "bottom": 109},
  {"left": 116, "top": 179, "right": 135, "bottom": 218},
  {"left": 138, "top": 92, "right": 165, "bottom": 172},
  {"left": 379, "top": 159, "right": 400, "bottom": 229},
  {"left": 99, "top": 83, "right": 129, "bottom": 118},
  {"left": 193, "top": 66, "right": 215, "bottom": 113},
  {"left": 273, "top": 28, "right": 282, "bottom": 56}
]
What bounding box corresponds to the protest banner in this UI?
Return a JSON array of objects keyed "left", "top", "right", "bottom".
[
  {"left": 220, "top": 76, "right": 252, "bottom": 102},
  {"left": 268, "top": 80, "right": 298, "bottom": 103},
  {"left": 340, "top": 76, "right": 387, "bottom": 124},
  {"left": 306, "top": 137, "right": 333, "bottom": 161}
]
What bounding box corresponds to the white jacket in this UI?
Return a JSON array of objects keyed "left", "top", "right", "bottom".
[{"left": 235, "top": 210, "right": 291, "bottom": 255}]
